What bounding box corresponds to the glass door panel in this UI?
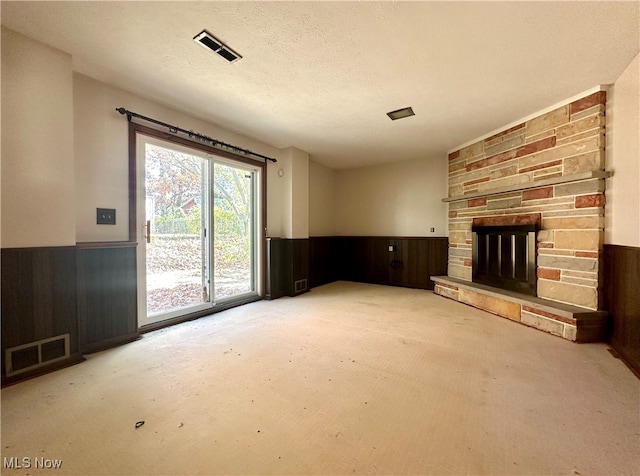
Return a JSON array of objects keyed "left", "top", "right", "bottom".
[
  {"left": 213, "top": 162, "right": 255, "bottom": 300},
  {"left": 140, "top": 141, "right": 211, "bottom": 325}
]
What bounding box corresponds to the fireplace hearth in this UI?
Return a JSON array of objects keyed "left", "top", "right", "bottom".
[{"left": 472, "top": 224, "right": 537, "bottom": 296}]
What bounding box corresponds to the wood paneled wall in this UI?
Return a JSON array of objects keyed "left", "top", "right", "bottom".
[
  {"left": 1, "top": 247, "right": 83, "bottom": 384},
  {"left": 2, "top": 243, "right": 139, "bottom": 385},
  {"left": 310, "top": 236, "right": 449, "bottom": 291},
  {"left": 604, "top": 244, "right": 640, "bottom": 376},
  {"left": 267, "top": 238, "right": 310, "bottom": 299},
  {"left": 308, "top": 237, "right": 339, "bottom": 288},
  {"left": 77, "top": 242, "right": 139, "bottom": 353}
]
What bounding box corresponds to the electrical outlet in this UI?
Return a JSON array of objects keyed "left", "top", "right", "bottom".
[
  {"left": 388, "top": 245, "right": 395, "bottom": 252},
  {"left": 97, "top": 208, "right": 116, "bottom": 225},
  {"left": 430, "top": 227, "right": 435, "bottom": 232}
]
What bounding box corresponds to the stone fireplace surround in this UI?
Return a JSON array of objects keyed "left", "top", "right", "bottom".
[{"left": 432, "top": 90, "right": 610, "bottom": 342}]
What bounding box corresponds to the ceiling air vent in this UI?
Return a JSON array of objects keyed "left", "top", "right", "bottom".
[
  {"left": 387, "top": 107, "right": 415, "bottom": 120},
  {"left": 193, "top": 30, "right": 242, "bottom": 63}
]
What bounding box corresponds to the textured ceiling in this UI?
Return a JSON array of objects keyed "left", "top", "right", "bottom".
[{"left": 2, "top": 1, "right": 639, "bottom": 169}]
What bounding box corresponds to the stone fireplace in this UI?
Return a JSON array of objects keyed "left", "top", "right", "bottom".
[{"left": 432, "top": 90, "right": 610, "bottom": 342}]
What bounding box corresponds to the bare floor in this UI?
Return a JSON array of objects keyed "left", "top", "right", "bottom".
[{"left": 2, "top": 282, "right": 638, "bottom": 475}]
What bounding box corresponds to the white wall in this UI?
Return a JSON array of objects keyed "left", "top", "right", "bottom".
[
  {"left": 606, "top": 52, "right": 640, "bottom": 247},
  {"left": 73, "top": 74, "right": 285, "bottom": 242},
  {"left": 266, "top": 160, "right": 284, "bottom": 238},
  {"left": 272, "top": 147, "right": 309, "bottom": 239},
  {"left": 335, "top": 157, "right": 448, "bottom": 236},
  {"left": 290, "top": 147, "right": 309, "bottom": 239},
  {"left": 1, "top": 28, "right": 76, "bottom": 248},
  {"left": 309, "top": 160, "right": 337, "bottom": 236}
]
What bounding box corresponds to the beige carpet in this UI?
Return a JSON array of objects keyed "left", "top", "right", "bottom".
[{"left": 1, "top": 281, "right": 638, "bottom": 475}]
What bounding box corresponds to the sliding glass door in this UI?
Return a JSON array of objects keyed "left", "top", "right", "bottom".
[
  {"left": 213, "top": 161, "right": 256, "bottom": 300},
  {"left": 136, "top": 134, "right": 261, "bottom": 327}
]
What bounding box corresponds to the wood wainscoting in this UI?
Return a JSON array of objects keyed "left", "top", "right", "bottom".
[
  {"left": 266, "top": 238, "right": 310, "bottom": 299},
  {"left": 1, "top": 242, "right": 140, "bottom": 385},
  {"left": 270, "top": 236, "right": 448, "bottom": 298},
  {"left": 1, "top": 247, "right": 84, "bottom": 385},
  {"left": 310, "top": 236, "right": 449, "bottom": 291},
  {"left": 309, "top": 237, "right": 340, "bottom": 288},
  {"left": 604, "top": 244, "right": 640, "bottom": 376},
  {"left": 76, "top": 242, "right": 140, "bottom": 354}
]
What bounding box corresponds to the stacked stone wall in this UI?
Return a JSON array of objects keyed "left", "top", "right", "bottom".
[{"left": 447, "top": 91, "right": 606, "bottom": 310}]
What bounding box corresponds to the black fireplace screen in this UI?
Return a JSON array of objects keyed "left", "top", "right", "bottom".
[{"left": 472, "top": 224, "right": 537, "bottom": 295}]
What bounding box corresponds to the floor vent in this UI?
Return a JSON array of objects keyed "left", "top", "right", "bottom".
[
  {"left": 5, "top": 334, "right": 70, "bottom": 377},
  {"left": 294, "top": 279, "right": 308, "bottom": 294}
]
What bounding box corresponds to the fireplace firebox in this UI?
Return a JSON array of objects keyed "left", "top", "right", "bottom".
[{"left": 472, "top": 224, "right": 537, "bottom": 296}]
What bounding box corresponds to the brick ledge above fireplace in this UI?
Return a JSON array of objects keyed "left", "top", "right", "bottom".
[{"left": 431, "top": 276, "right": 608, "bottom": 342}]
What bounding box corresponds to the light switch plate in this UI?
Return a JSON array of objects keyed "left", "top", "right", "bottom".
[{"left": 97, "top": 208, "right": 116, "bottom": 225}]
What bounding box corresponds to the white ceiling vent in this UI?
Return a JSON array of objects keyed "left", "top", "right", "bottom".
[{"left": 193, "top": 30, "right": 242, "bottom": 63}]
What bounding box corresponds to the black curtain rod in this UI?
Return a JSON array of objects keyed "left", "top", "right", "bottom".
[{"left": 115, "top": 107, "right": 277, "bottom": 163}]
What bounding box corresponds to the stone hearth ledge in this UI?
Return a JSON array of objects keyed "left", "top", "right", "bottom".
[{"left": 431, "top": 276, "right": 608, "bottom": 343}]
